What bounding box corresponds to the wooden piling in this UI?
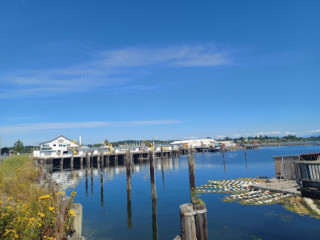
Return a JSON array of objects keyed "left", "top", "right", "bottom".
[
  {"left": 91, "top": 151, "right": 94, "bottom": 168},
  {"left": 126, "top": 150, "right": 131, "bottom": 193},
  {"left": 106, "top": 154, "right": 110, "bottom": 167},
  {"left": 60, "top": 157, "right": 63, "bottom": 170},
  {"left": 188, "top": 155, "right": 196, "bottom": 202},
  {"left": 180, "top": 203, "right": 197, "bottom": 240},
  {"left": 193, "top": 204, "right": 208, "bottom": 240},
  {"left": 70, "top": 156, "right": 74, "bottom": 170},
  {"left": 80, "top": 157, "right": 83, "bottom": 169},
  {"left": 97, "top": 155, "right": 100, "bottom": 169},
  {"left": 101, "top": 152, "right": 104, "bottom": 169},
  {"left": 115, "top": 154, "right": 118, "bottom": 166},
  {"left": 86, "top": 152, "right": 89, "bottom": 169},
  {"left": 149, "top": 151, "right": 157, "bottom": 200}
]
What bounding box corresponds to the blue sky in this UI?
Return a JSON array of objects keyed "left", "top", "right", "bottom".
[{"left": 0, "top": 0, "right": 320, "bottom": 146}]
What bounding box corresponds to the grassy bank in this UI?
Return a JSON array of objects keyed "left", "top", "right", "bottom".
[{"left": 0, "top": 156, "right": 75, "bottom": 240}]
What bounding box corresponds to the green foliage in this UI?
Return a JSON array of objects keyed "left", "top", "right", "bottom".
[
  {"left": 104, "top": 139, "right": 109, "bottom": 145},
  {"left": 0, "top": 156, "right": 75, "bottom": 239},
  {"left": 191, "top": 188, "right": 206, "bottom": 207},
  {"left": 0, "top": 156, "right": 30, "bottom": 179},
  {"left": 12, "top": 140, "right": 25, "bottom": 154}
]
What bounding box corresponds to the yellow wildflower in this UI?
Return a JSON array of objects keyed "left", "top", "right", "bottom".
[
  {"left": 3, "top": 229, "right": 19, "bottom": 238},
  {"left": 38, "top": 195, "right": 51, "bottom": 200},
  {"left": 71, "top": 191, "right": 77, "bottom": 197},
  {"left": 68, "top": 209, "right": 76, "bottom": 217},
  {"left": 56, "top": 192, "right": 63, "bottom": 195},
  {"left": 48, "top": 207, "right": 55, "bottom": 212},
  {"left": 38, "top": 212, "right": 45, "bottom": 218}
]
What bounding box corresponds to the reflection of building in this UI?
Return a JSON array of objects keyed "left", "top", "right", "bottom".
[{"left": 33, "top": 135, "right": 79, "bottom": 158}]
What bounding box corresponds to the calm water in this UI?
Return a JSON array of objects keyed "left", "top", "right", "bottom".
[{"left": 55, "top": 145, "right": 320, "bottom": 240}]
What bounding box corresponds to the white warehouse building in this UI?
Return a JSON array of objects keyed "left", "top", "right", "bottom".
[
  {"left": 170, "top": 138, "right": 217, "bottom": 148},
  {"left": 33, "top": 135, "right": 79, "bottom": 158}
]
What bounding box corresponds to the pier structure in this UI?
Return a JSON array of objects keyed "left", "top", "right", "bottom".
[{"left": 37, "top": 148, "right": 188, "bottom": 170}]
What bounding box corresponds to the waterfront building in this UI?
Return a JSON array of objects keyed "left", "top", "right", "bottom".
[
  {"left": 170, "top": 137, "right": 217, "bottom": 148},
  {"left": 33, "top": 135, "right": 79, "bottom": 158}
]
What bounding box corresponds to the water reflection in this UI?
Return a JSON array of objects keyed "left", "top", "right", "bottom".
[
  {"left": 100, "top": 170, "right": 104, "bottom": 207},
  {"left": 152, "top": 198, "right": 158, "bottom": 240},
  {"left": 127, "top": 189, "right": 132, "bottom": 229}
]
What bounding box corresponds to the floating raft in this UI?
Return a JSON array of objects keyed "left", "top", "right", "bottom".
[{"left": 196, "top": 177, "right": 320, "bottom": 218}]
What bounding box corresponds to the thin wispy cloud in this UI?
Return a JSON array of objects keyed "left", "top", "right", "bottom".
[
  {"left": 1, "top": 44, "right": 234, "bottom": 99},
  {"left": 256, "top": 131, "right": 281, "bottom": 136},
  {"left": 0, "top": 120, "right": 180, "bottom": 134},
  {"left": 100, "top": 44, "right": 232, "bottom": 67},
  {"left": 310, "top": 130, "right": 320, "bottom": 133}
]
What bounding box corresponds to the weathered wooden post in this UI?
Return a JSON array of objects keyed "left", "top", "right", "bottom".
[
  {"left": 80, "top": 157, "right": 83, "bottom": 169},
  {"left": 100, "top": 170, "right": 104, "bottom": 207},
  {"left": 149, "top": 151, "right": 157, "bottom": 200},
  {"left": 193, "top": 204, "right": 208, "bottom": 240},
  {"left": 86, "top": 152, "right": 89, "bottom": 169},
  {"left": 91, "top": 151, "right": 94, "bottom": 168},
  {"left": 97, "top": 154, "right": 100, "bottom": 169},
  {"left": 126, "top": 150, "right": 131, "bottom": 196},
  {"left": 60, "top": 157, "right": 64, "bottom": 171},
  {"left": 188, "top": 155, "right": 196, "bottom": 202},
  {"left": 101, "top": 152, "right": 104, "bottom": 169},
  {"left": 152, "top": 197, "right": 158, "bottom": 240},
  {"left": 180, "top": 204, "right": 197, "bottom": 240},
  {"left": 106, "top": 154, "right": 110, "bottom": 167},
  {"left": 70, "top": 156, "right": 74, "bottom": 170},
  {"left": 115, "top": 154, "right": 118, "bottom": 166},
  {"left": 161, "top": 147, "right": 164, "bottom": 158}
]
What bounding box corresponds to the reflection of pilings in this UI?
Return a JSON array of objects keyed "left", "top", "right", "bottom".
[
  {"left": 188, "top": 155, "right": 196, "bottom": 203},
  {"left": 244, "top": 146, "right": 248, "bottom": 171},
  {"left": 127, "top": 189, "right": 132, "bottom": 229},
  {"left": 161, "top": 158, "right": 165, "bottom": 185},
  {"left": 85, "top": 170, "right": 88, "bottom": 197},
  {"left": 100, "top": 170, "right": 104, "bottom": 207},
  {"left": 149, "top": 151, "right": 157, "bottom": 199},
  {"left": 91, "top": 169, "right": 93, "bottom": 194},
  {"left": 152, "top": 198, "right": 158, "bottom": 240},
  {"left": 223, "top": 155, "right": 226, "bottom": 173}
]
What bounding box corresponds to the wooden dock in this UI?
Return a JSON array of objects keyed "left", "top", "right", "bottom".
[{"left": 37, "top": 149, "right": 194, "bottom": 170}]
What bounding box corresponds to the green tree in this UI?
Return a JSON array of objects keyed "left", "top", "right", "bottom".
[
  {"left": 104, "top": 139, "right": 110, "bottom": 145},
  {"left": 13, "top": 140, "right": 25, "bottom": 154}
]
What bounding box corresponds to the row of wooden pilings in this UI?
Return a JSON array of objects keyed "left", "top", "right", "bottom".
[
  {"left": 42, "top": 148, "right": 184, "bottom": 171},
  {"left": 174, "top": 154, "right": 208, "bottom": 240}
]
